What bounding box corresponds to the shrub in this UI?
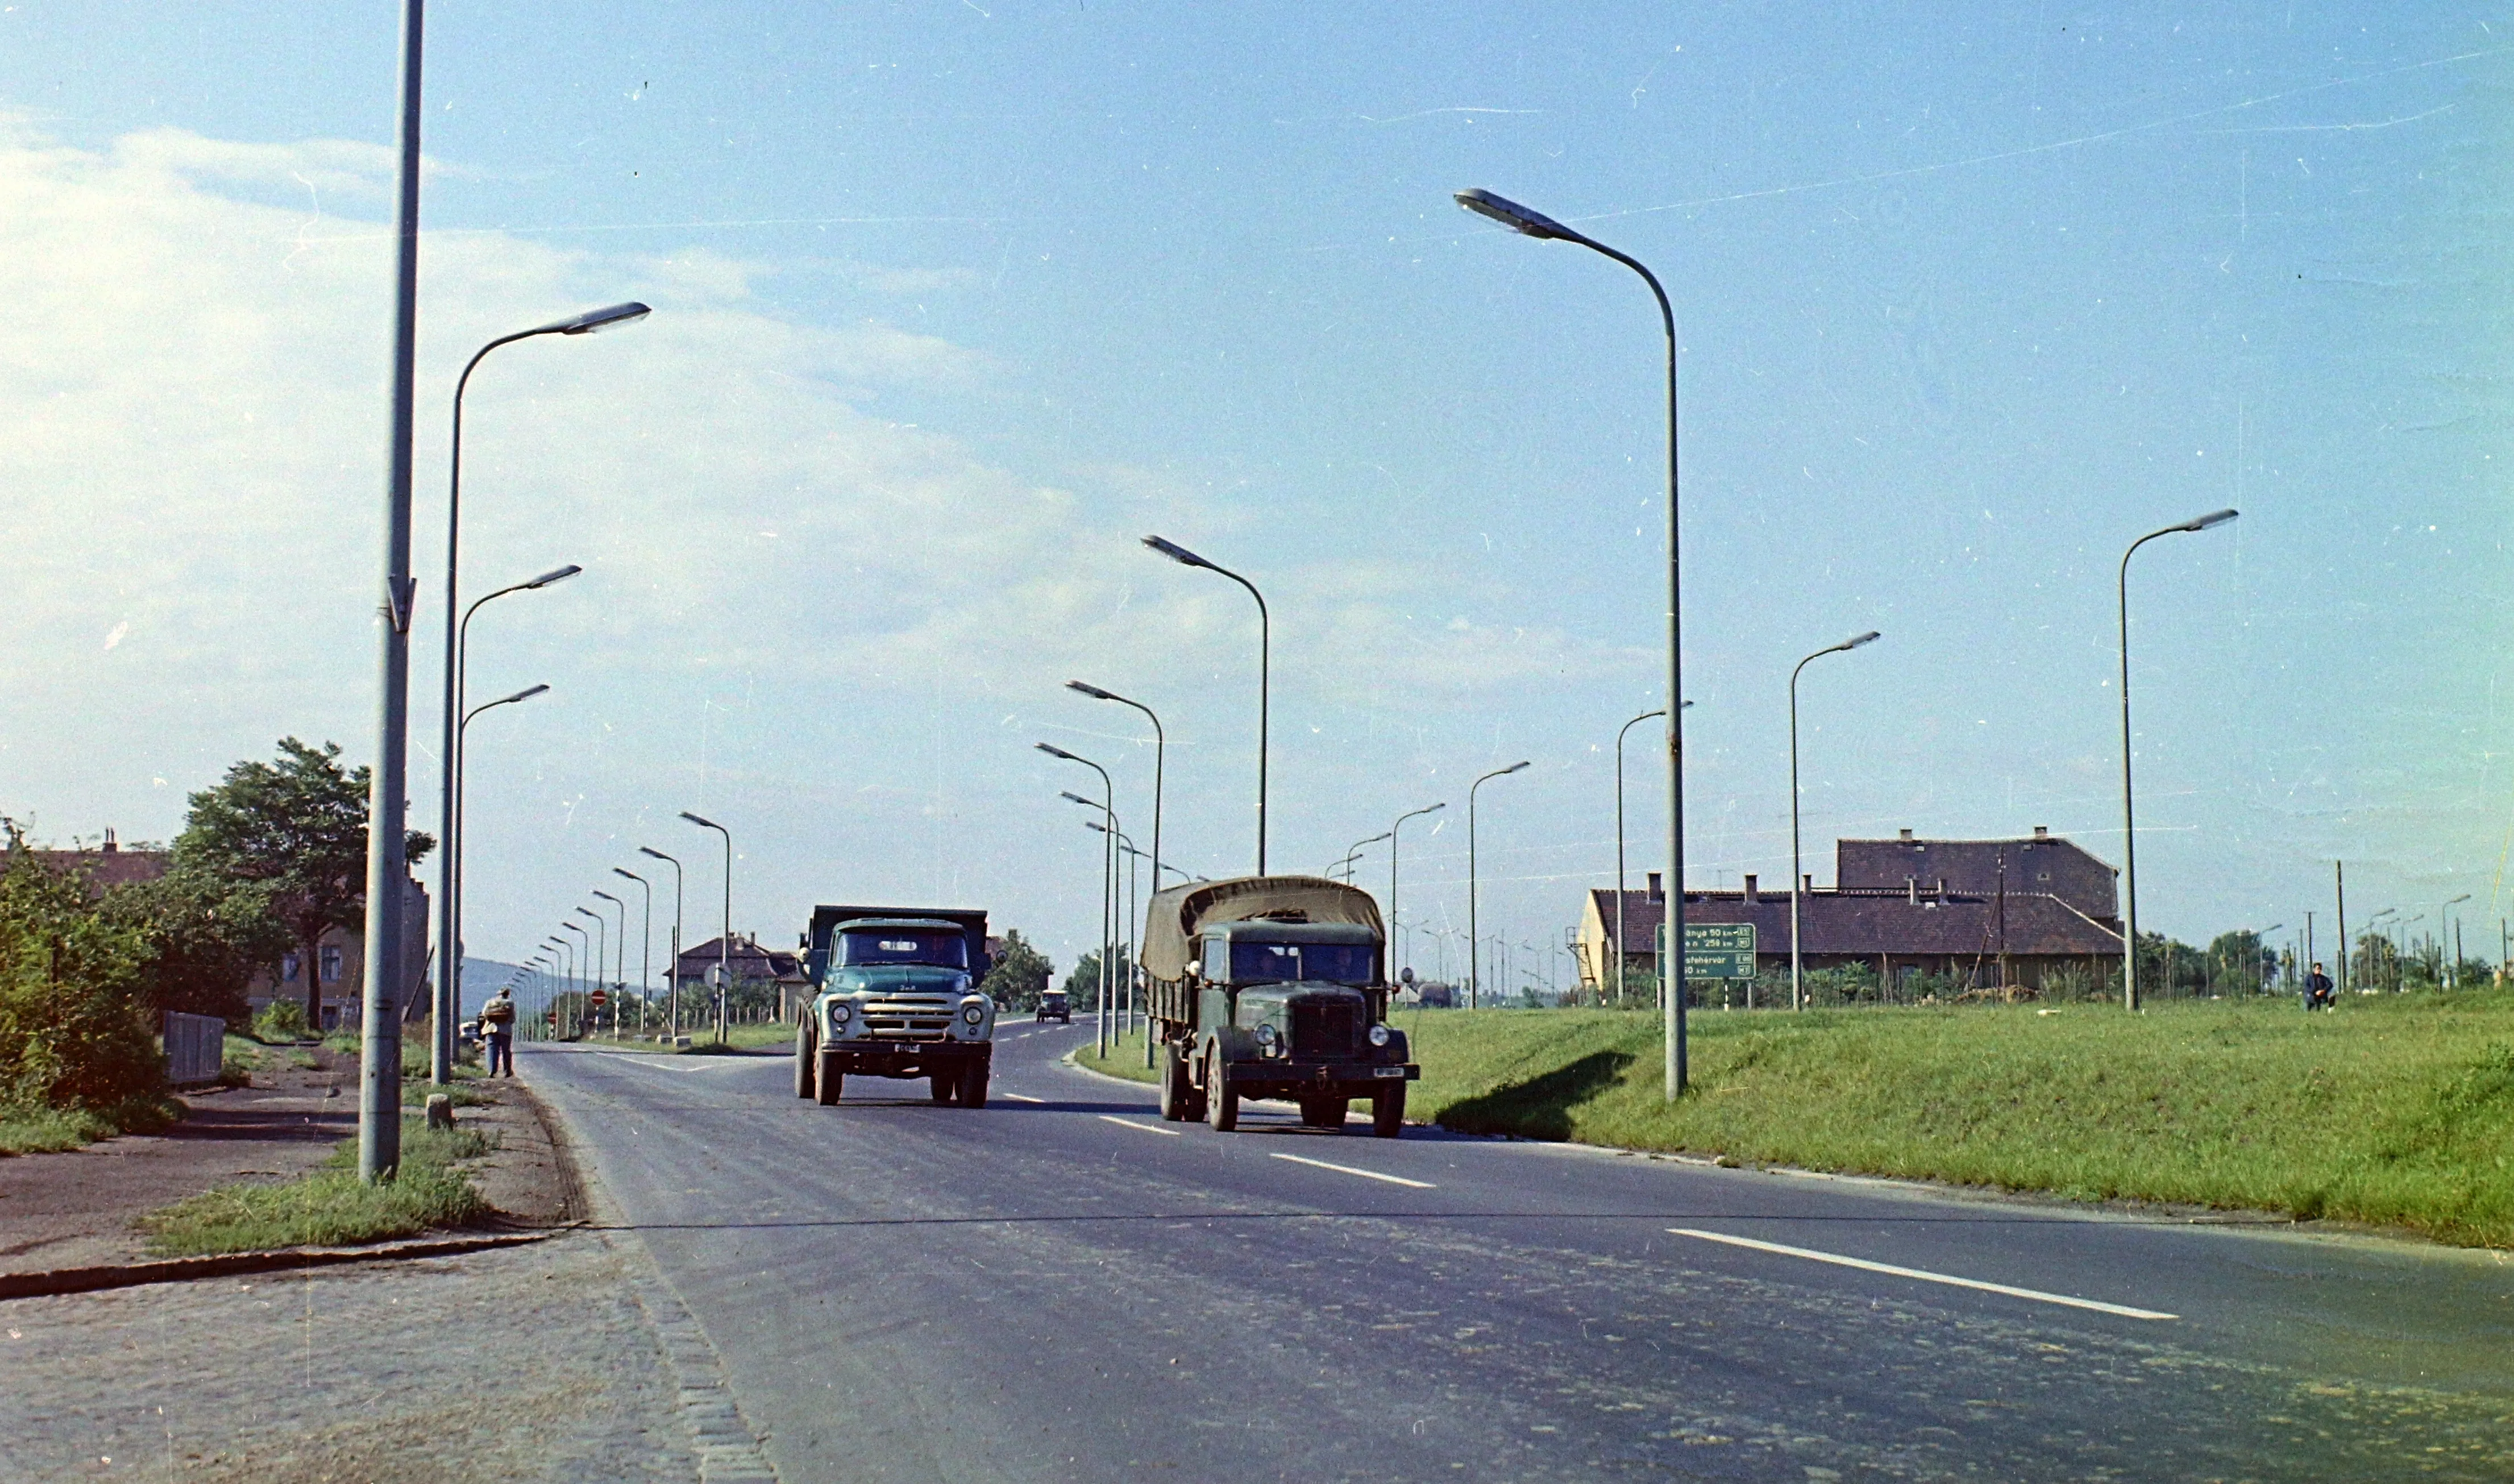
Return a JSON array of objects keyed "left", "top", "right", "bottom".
[
  {"left": 253, "top": 997, "right": 310, "bottom": 1042},
  {"left": 0, "top": 851, "right": 167, "bottom": 1120}
]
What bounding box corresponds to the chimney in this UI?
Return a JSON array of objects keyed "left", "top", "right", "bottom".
[
  {"left": 1646, "top": 871, "right": 1664, "bottom": 903},
  {"left": 1803, "top": 874, "right": 1813, "bottom": 893},
  {"left": 102, "top": 828, "right": 118, "bottom": 854},
  {"left": 1742, "top": 874, "right": 1758, "bottom": 900},
  {"left": 2033, "top": 825, "right": 2049, "bottom": 839},
  {"left": 1898, "top": 828, "right": 1914, "bottom": 842},
  {"left": 1906, "top": 875, "right": 1919, "bottom": 904}
]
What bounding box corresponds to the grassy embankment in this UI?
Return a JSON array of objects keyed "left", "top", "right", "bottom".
[
  {"left": 138, "top": 1120, "right": 494, "bottom": 1256},
  {"left": 1075, "top": 993, "right": 2514, "bottom": 1248}
]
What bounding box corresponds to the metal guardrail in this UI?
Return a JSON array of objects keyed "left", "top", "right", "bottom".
[{"left": 164, "top": 1011, "right": 225, "bottom": 1087}]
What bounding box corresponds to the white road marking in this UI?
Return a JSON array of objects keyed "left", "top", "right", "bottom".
[
  {"left": 1003, "top": 1093, "right": 1045, "bottom": 1103},
  {"left": 1667, "top": 1229, "right": 2178, "bottom": 1320},
  {"left": 1098, "top": 1115, "right": 1183, "bottom": 1137},
  {"left": 1269, "top": 1153, "right": 1435, "bottom": 1189}
]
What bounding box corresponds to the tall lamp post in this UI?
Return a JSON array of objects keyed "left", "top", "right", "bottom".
[
  {"left": 2443, "top": 893, "right": 2471, "bottom": 988},
  {"left": 1468, "top": 761, "right": 1530, "bottom": 1011},
  {"left": 2117, "top": 508, "right": 2239, "bottom": 1011},
  {"left": 1614, "top": 708, "right": 1668, "bottom": 1010},
  {"left": 1789, "top": 633, "right": 1880, "bottom": 1012},
  {"left": 1389, "top": 803, "right": 1445, "bottom": 984},
  {"left": 1067, "top": 681, "right": 1167, "bottom": 891},
  {"left": 1042, "top": 741, "right": 1118, "bottom": 1055},
  {"left": 1062, "top": 791, "right": 1117, "bottom": 1053},
  {"left": 572, "top": 907, "right": 608, "bottom": 1036},
  {"left": 1340, "top": 832, "right": 1393, "bottom": 884},
  {"left": 679, "top": 813, "right": 733, "bottom": 1043},
  {"left": 442, "top": 680, "right": 548, "bottom": 1073},
  {"left": 1141, "top": 537, "right": 1269, "bottom": 874},
  {"left": 614, "top": 868, "right": 654, "bottom": 1035},
  {"left": 431, "top": 301, "right": 646, "bottom": 1098},
  {"left": 560, "top": 922, "right": 588, "bottom": 1036},
  {"left": 434, "top": 563, "right": 577, "bottom": 1082},
  {"left": 592, "top": 889, "right": 628, "bottom": 1030},
  {"left": 639, "top": 846, "right": 685, "bottom": 1036},
  {"left": 1456, "top": 186, "right": 1689, "bottom": 1098}
]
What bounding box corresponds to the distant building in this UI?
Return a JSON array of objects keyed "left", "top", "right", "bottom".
[
  {"left": 242, "top": 876, "right": 433, "bottom": 1032},
  {"left": 11, "top": 829, "right": 170, "bottom": 895},
  {"left": 1576, "top": 828, "right": 2122, "bottom": 997},
  {"left": 674, "top": 933, "right": 810, "bottom": 1019}
]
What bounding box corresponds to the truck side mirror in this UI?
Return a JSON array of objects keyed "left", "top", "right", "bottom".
[{"left": 1185, "top": 959, "right": 1202, "bottom": 978}]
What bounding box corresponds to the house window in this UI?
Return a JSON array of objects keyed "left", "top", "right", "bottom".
[
  {"left": 282, "top": 953, "right": 300, "bottom": 983},
  {"left": 321, "top": 946, "right": 344, "bottom": 983}
]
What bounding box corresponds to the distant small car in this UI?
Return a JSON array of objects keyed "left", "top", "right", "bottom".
[{"left": 1036, "top": 992, "right": 1070, "bottom": 1023}]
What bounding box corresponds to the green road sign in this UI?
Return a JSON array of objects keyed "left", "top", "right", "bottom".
[{"left": 1659, "top": 921, "right": 1757, "bottom": 980}]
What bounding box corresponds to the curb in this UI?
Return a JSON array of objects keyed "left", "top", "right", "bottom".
[{"left": 0, "top": 1228, "right": 565, "bottom": 1303}]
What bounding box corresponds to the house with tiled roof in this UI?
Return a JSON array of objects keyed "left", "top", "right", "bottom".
[{"left": 1576, "top": 828, "right": 2122, "bottom": 998}]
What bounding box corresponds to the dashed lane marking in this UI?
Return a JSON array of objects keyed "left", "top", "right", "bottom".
[
  {"left": 1098, "top": 1115, "right": 1183, "bottom": 1137},
  {"left": 1268, "top": 1152, "right": 1435, "bottom": 1188},
  {"left": 1003, "top": 1093, "right": 1045, "bottom": 1103},
  {"left": 1667, "top": 1229, "right": 2178, "bottom": 1320}
]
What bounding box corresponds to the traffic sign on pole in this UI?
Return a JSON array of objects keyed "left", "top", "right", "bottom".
[{"left": 1661, "top": 922, "right": 1757, "bottom": 981}]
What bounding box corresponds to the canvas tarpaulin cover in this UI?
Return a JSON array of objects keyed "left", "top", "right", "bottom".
[{"left": 1140, "top": 875, "right": 1384, "bottom": 980}]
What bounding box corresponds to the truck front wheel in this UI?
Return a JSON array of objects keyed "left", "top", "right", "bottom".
[
  {"left": 1371, "top": 1085, "right": 1406, "bottom": 1138},
  {"left": 815, "top": 1054, "right": 843, "bottom": 1106},
  {"left": 958, "top": 1061, "right": 990, "bottom": 1109},
  {"left": 795, "top": 1033, "right": 815, "bottom": 1099},
  {"left": 929, "top": 1073, "right": 957, "bottom": 1104},
  {"left": 1159, "top": 1044, "right": 1196, "bottom": 1121},
  {"left": 1205, "top": 1049, "right": 1239, "bottom": 1132}
]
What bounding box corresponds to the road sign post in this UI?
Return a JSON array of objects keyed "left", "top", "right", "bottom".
[{"left": 1661, "top": 922, "right": 1757, "bottom": 1009}]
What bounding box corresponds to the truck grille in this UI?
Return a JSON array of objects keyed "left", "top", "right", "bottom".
[
  {"left": 1290, "top": 1000, "right": 1359, "bottom": 1060},
  {"left": 862, "top": 997, "right": 953, "bottom": 1039}
]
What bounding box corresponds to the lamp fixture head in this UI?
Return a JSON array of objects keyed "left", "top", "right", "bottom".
[
  {"left": 612, "top": 867, "right": 643, "bottom": 882},
  {"left": 1035, "top": 742, "right": 1078, "bottom": 762},
  {"left": 1141, "top": 535, "right": 1212, "bottom": 570},
  {"left": 1503, "top": 759, "right": 1531, "bottom": 776},
  {"left": 2184, "top": 508, "right": 2239, "bottom": 533},
  {"left": 554, "top": 301, "right": 652, "bottom": 335},
  {"left": 1066, "top": 680, "right": 1116, "bottom": 701},
  {"left": 498, "top": 683, "right": 551, "bottom": 705},
  {"left": 1059, "top": 791, "right": 1096, "bottom": 808},
  {"left": 679, "top": 810, "right": 720, "bottom": 829},
  {"left": 525, "top": 563, "right": 583, "bottom": 589},
  {"left": 592, "top": 889, "right": 620, "bottom": 904},
  {"left": 637, "top": 846, "right": 674, "bottom": 862},
  {"left": 1454, "top": 188, "right": 1574, "bottom": 242}
]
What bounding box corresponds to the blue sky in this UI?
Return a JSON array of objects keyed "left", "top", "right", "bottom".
[{"left": 2, "top": 3, "right": 2508, "bottom": 986}]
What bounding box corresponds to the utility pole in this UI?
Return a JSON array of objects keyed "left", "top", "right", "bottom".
[
  {"left": 358, "top": 0, "right": 426, "bottom": 1186},
  {"left": 2334, "top": 861, "right": 2347, "bottom": 997}
]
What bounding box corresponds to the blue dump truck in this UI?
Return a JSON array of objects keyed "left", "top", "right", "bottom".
[{"left": 793, "top": 905, "right": 995, "bottom": 1107}]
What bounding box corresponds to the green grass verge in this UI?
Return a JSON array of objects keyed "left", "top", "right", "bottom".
[
  {"left": 0, "top": 1094, "right": 182, "bottom": 1156},
  {"left": 1076, "top": 995, "right": 2514, "bottom": 1248},
  {"left": 136, "top": 1120, "right": 493, "bottom": 1256}
]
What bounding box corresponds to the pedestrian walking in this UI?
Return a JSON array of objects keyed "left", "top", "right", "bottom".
[
  {"left": 480, "top": 988, "right": 517, "bottom": 1075},
  {"left": 2303, "top": 962, "right": 2335, "bottom": 1012}
]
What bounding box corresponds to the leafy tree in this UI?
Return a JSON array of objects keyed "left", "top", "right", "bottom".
[
  {"left": 1061, "top": 945, "right": 1133, "bottom": 1004},
  {"left": 99, "top": 870, "right": 293, "bottom": 1024},
  {"left": 978, "top": 929, "right": 1053, "bottom": 1009},
  {"left": 2203, "top": 931, "right": 2275, "bottom": 996},
  {"left": 175, "top": 739, "right": 434, "bottom": 1027}
]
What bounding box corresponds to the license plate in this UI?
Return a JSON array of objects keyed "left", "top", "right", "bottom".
[{"left": 1373, "top": 1066, "right": 1406, "bottom": 1078}]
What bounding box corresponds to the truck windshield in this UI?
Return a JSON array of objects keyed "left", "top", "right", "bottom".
[
  {"left": 837, "top": 930, "right": 967, "bottom": 969},
  {"left": 1229, "top": 942, "right": 1374, "bottom": 985}
]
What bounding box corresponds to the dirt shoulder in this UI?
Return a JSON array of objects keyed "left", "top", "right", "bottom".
[{"left": 0, "top": 1048, "right": 578, "bottom": 1276}]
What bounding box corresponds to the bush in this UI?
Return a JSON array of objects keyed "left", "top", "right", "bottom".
[
  {"left": 0, "top": 851, "right": 168, "bottom": 1123},
  {"left": 253, "top": 997, "right": 310, "bottom": 1042}
]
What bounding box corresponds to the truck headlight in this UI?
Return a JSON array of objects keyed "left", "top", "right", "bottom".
[
  {"left": 828, "top": 1002, "right": 853, "bottom": 1028},
  {"left": 960, "top": 1002, "right": 985, "bottom": 1025},
  {"left": 1368, "top": 1024, "right": 1391, "bottom": 1047},
  {"left": 1254, "top": 1022, "right": 1277, "bottom": 1046}
]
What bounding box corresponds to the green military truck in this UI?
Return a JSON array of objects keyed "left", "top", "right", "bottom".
[
  {"left": 793, "top": 905, "right": 995, "bottom": 1107},
  {"left": 1141, "top": 875, "right": 1418, "bottom": 1137}
]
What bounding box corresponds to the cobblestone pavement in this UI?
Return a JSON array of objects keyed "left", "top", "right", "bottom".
[{"left": 1, "top": 1229, "right": 739, "bottom": 1483}]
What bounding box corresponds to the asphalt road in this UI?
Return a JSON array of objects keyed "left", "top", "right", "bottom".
[{"left": 523, "top": 1020, "right": 2514, "bottom": 1482}]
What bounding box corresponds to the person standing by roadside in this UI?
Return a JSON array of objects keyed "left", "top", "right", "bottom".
[
  {"left": 2304, "top": 962, "right": 2335, "bottom": 1012},
  {"left": 480, "top": 988, "right": 517, "bottom": 1075}
]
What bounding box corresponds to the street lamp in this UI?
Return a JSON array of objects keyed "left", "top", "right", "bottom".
[
  {"left": 1088, "top": 820, "right": 1147, "bottom": 1050},
  {"left": 1457, "top": 186, "right": 1690, "bottom": 1097},
  {"left": 1067, "top": 681, "right": 1167, "bottom": 893},
  {"left": 572, "top": 906, "right": 607, "bottom": 1036},
  {"left": 434, "top": 561, "right": 578, "bottom": 1082},
  {"left": 638, "top": 846, "right": 685, "bottom": 1036},
  {"left": 431, "top": 301, "right": 645, "bottom": 1095},
  {"left": 560, "top": 921, "right": 589, "bottom": 1035},
  {"left": 1613, "top": 706, "right": 1673, "bottom": 1011},
  {"left": 679, "top": 813, "right": 733, "bottom": 1044},
  {"left": 439, "top": 679, "right": 549, "bottom": 1073},
  {"left": 1389, "top": 803, "right": 1445, "bottom": 985},
  {"left": 1141, "top": 536, "right": 1269, "bottom": 874},
  {"left": 592, "top": 889, "right": 627, "bottom": 1030},
  {"left": 1041, "top": 741, "right": 1118, "bottom": 1055},
  {"left": 1468, "top": 761, "right": 1530, "bottom": 1011},
  {"left": 1338, "top": 831, "right": 1393, "bottom": 883},
  {"left": 2445, "top": 893, "right": 2472, "bottom": 988},
  {"left": 614, "top": 868, "right": 654, "bottom": 1034},
  {"left": 2118, "top": 508, "right": 2238, "bottom": 1011},
  {"left": 1790, "top": 632, "right": 1880, "bottom": 1012}
]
